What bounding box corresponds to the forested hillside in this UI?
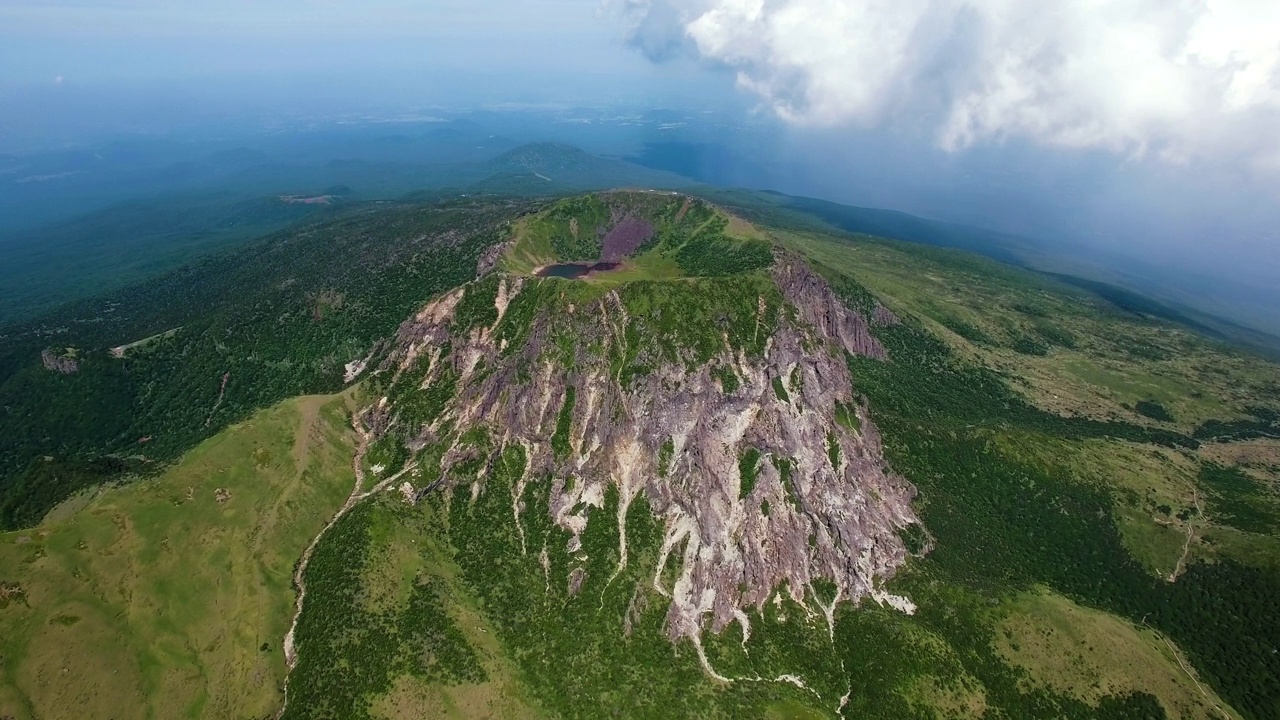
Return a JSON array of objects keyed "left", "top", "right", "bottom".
[
  {"left": 0, "top": 196, "right": 535, "bottom": 528},
  {"left": 2, "top": 191, "right": 1278, "bottom": 720}
]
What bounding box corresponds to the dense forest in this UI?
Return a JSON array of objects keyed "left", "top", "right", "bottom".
[
  {"left": 845, "top": 294, "right": 1280, "bottom": 720},
  {"left": 0, "top": 196, "right": 536, "bottom": 528}
]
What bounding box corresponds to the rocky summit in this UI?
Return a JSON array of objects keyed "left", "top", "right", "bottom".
[{"left": 358, "top": 193, "right": 921, "bottom": 675}]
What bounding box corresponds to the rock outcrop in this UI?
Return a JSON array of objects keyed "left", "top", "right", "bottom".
[
  {"left": 40, "top": 349, "right": 78, "bottom": 374},
  {"left": 368, "top": 252, "right": 919, "bottom": 654}
]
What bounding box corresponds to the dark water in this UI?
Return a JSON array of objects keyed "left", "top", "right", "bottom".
[{"left": 536, "top": 262, "right": 619, "bottom": 279}]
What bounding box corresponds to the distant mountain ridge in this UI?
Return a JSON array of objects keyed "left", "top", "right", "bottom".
[
  {"left": 3, "top": 140, "right": 1275, "bottom": 356},
  {"left": 475, "top": 142, "right": 691, "bottom": 193},
  {"left": 0, "top": 142, "right": 689, "bottom": 327}
]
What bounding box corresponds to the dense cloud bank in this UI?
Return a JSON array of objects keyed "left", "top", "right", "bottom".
[{"left": 614, "top": 0, "right": 1280, "bottom": 166}]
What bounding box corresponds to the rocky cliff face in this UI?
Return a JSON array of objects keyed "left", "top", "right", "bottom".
[
  {"left": 39, "top": 349, "right": 78, "bottom": 374},
  {"left": 365, "top": 249, "right": 920, "bottom": 665}
]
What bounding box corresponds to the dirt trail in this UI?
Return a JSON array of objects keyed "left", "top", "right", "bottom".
[
  {"left": 1168, "top": 488, "right": 1202, "bottom": 583},
  {"left": 274, "top": 408, "right": 417, "bottom": 719},
  {"left": 205, "top": 372, "right": 231, "bottom": 427},
  {"left": 249, "top": 396, "right": 328, "bottom": 559},
  {"left": 1141, "top": 619, "right": 1232, "bottom": 720},
  {"left": 289, "top": 396, "right": 325, "bottom": 470}
]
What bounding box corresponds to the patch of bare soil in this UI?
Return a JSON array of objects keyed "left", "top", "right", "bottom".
[
  {"left": 600, "top": 217, "right": 654, "bottom": 262},
  {"left": 673, "top": 197, "right": 693, "bottom": 222},
  {"left": 205, "top": 372, "right": 231, "bottom": 427},
  {"left": 0, "top": 581, "right": 26, "bottom": 609}
]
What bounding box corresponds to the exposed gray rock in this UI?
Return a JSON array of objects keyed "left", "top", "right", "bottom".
[
  {"left": 40, "top": 349, "right": 78, "bottom": 374},
  {"left": 872, "top": 303, "right": 901, "bottom": 326},
  {"left": 772, "top": 253, "right": 887, "bottom": 360},
  {"left": 476, "top": 235, "right": 511, "bottom": 276},
  {"left": 567, "top": 567, "right": 587, "bottom": 596},
  {"left": 372, "top": 264, "right": 920, "bottom": 651}
]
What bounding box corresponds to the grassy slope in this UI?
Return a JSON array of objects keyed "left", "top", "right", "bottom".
[
  {"left": 282, "top": 491, "right": 546, "bottom": 720},
  {"left": 0, "top": 392, "right": 357, "bottom": 720},
  {"left": 805, "top": 227, "right": 1280, "bottom": 717},
  {"left": 778, "top": 230, "right": 1279, "bottom": 432},
  {"left": 0, "top": 197, "right": 525, "bottom": 532},
  {"left": 994, "top": 590, "right": 1239, "bottom": 720}
]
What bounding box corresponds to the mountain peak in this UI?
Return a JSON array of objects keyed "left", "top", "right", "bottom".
[
  {"left": 365, "top": 235, "right": 917, "bottom": 674},
  {"left": 490, "top": 142, "right": 596, "bottom": 172},
  {"left": 495, "top": 190, "right": 774, "bottom": 282}
]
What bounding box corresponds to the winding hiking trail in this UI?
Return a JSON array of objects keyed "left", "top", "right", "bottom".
[
  {"left": 1168, "top": 488, "right": 1203, "bottom": 583},
  {"left": 1140, "top": 618, "right": 1233, "bottom": 720},
  {"left": 205, "top": 372, "right": 230, "bottom": 427},
  {"left": 274, "top": 409, "right": 416, "bottom": 719}
]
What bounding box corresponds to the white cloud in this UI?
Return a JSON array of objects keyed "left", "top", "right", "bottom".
[{"left": 617, "top": 0, "right": 1280, "bottom": 164}]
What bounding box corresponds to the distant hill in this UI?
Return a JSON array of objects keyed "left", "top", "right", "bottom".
[
  {"left": 478, "top": 142, "right": 693, "bottom": 193},
  {"left": 0, "top": 193, "right": 343, "bottom": 327},
  {"left": 3, "top": 141, "right": 1273, "bottom": 357},
  {"left": 0, "top": 143, "right": 694, "bottom": 327}
]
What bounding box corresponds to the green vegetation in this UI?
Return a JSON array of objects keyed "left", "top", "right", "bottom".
[
  {"left": 547, "top": 195, "right": 609, "bottom": 261},
  {"left": 1011, "top": 335, "right": 1050, "bottom": 356},
  {"left": 994, "top": 590, "right": 1233, "bottom": 719},
  {"left": 849, "top": 321, "right": 1193, "bottom": 449},
  {"left": 1199, "top": 464, "right": 1280, "bottom": 535},
  {"left": 779, "top": 229, "right": 1280, "bottom": 433},
  {"left": 0, "top": 197, "right": 527, "bottom": 530},
  {"left": 1135, "top": 399, "right": 1175, "bottom": 422},
  {"left": 657, "top": 438, "right": 674, "bottom": 478},
  {"left": 899, "top": 524, "right": 929, "bottom": 555},
  {"left": 552, "top": 386, "right": 576, "bottom": 459},
  {"left": 772, "top": 376, "right": 790, "bottom": 403},
  {"left": 500, "top": 192, "right": 773, "bottom": 284},
  {"left": 283, "top": 501, "right": 487, "bottom": 720},
  {"left": 389, "top": 345, "right": 458, "bottom": 437},
  {"left": 773, "top": 457, "right": 801, "bottom": 510},
  {"left": 0, "top": 457, "right": 147, "bottom": 531},
  {"left": 940, "top": 314, "right": 993, "bottom": 345},
  {"left": 711, "top": 365, "right": 740, "bottom": 393},
  {"left": 739, "top": 448, "right": 761, "bottom": 499},
  {"left": 825, "top": 431, "right": 841, "bottom": 470},
  {"left": 613, "top": 275, "right": 778, "bottom": 377},
  {"left": 0, "top": 393, "right": 357, "bottom": 719},
  {"left": 1195, "top": 406, "right": 1280, "bottom": 442},
  {"left": 503, "top": 271, "right": 778, "bottom": 389},
  {"left": 846, "top": 299, "right": 1277, "bottom": 719},
  {"left": 670, "top": 212, "right": 773, "bottom": 277},
  {"left": 834, "top": 401, "right": 862, "bottom": 432},
  {"left": 452, "top": 276, "right": 501, "bottom": 335},
  {"left": 1034, "top": 321, "right": 1078, "bottom": 349}
]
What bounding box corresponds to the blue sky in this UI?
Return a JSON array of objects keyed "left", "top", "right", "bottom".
[{"left": 0, "top": 2, "right": 666, "bottom": 95}]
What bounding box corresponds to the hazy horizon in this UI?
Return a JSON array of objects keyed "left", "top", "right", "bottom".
[{"left": 2, "top": 0, "right": 1278, "bottom": 333}]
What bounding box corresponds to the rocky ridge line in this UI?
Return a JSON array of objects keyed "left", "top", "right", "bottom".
[{"left": 365, "top": 251, "right": 921, "bottom": 664}]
